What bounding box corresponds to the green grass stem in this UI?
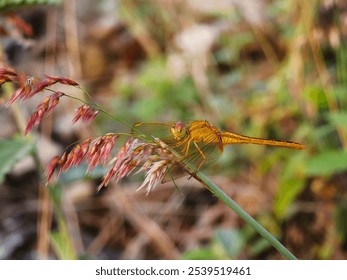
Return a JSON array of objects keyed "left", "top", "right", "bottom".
[{"left": 194, "top": 171, "right": 297, "bottom": 260}]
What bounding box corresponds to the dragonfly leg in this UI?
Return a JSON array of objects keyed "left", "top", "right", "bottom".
[
  {"left": 182, "top": 139, "right": 191, "bottom": 156},
  {"left": 193, "top": 141, "right": 206, "bottom": 171},
  {"left": 186, "top": 142, "right": 206, "bottom": 180}
]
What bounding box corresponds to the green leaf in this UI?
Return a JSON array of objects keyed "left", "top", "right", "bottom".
[
  {"left": 50, "top": 231, "right": 76, "bottom": 260},
  {"left": 0, "top": 0, "right": 61, "bottom": 10},
  {"left": 335, "top": 203, "right": 347, "bottom": 244},
  {"left": 274, "top": 177, "right": 305, "bottom": 219},
  {"left": 332, "top": 86, "right": 347, "bottom": 103},
  {"left": 249, "top": 238, "right": 272, "bottom": 256},
  {"left": 274, "top": 153, "right": 306, "bottom": 219},
  {"left": 302, "top": 85, "right": 328, "bottom": 108},
  {"left": 326, "top": 111, "right": 347, "bottom": 127},
  {"left": 181, "top": 247, "right": 220, "bottom": 260},
  {"left": 59, "top": 164, "right": 107, "bottom": 184},
  {"left": 305, "top": 150, "right": 347, "bottom": 176},
  {"left": 213, "top": 229, "right": 245, "bottom": 257},
  {"left": 50, "top": 206, "right": 77, "bottom": 260},
  {"left": 0, "top": 138, "right": 35, "bottom": 184}
]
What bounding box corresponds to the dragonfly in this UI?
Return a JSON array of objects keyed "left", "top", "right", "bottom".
[{"left": 132, "top": 120, "right": 305, "bottom": 175}]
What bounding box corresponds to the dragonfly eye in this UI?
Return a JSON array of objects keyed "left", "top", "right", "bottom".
[
  {"left": 174, "top": 121, "right": 185, "bottom": 131},
  {"left": 171, "top": 121, "right": 187, "bottom": 140}
]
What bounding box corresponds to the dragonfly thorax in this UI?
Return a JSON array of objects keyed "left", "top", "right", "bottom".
[{"left": 171, "top": 121, "right": 189, "bottom": 141}]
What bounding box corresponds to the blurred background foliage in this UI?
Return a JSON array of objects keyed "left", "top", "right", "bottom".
[{"left": 1, "top": 0, "right": 347, "bottom": 259}]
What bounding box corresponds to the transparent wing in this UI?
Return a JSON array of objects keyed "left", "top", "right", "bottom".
[
  {"left": 133, "top": 121, "right": 223, "bottom": 177},
  {"left": 161, "top": 143, "right": 222, "bottom": 182},
  {"left": 178, "top": 120, "right": 223, "bottom": 172},
  {"left": 179, "top": 141, "right": 223, "bottom": 172},
  {"left": 132, "top": 122, "right": 177, "bottom": 144}
]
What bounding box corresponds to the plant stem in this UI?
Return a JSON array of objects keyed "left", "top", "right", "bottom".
[
  {"left": 194, "top": 171, "right": 297, "bottom": 260},
  {"left": 157, "top": 137, "right": 296, "bottom": 259}
]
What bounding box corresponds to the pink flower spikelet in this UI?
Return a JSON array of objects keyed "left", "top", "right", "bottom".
[
  {"left": 98, "top": 138, "right": 177, "bottom": 194},
  {"left": 0, "top": 68, "right": 17, "bottom": 86},
  {"left": 72, "top": 105, "right": 99, "bottom": 124},
  {"left": 45, "top": 135, "right": 181, "bottom": 195},
  {"left": 24, "top": 92, "right": 64, "bottom": 135},
  {"left": 6, "top": 74, "right": 78, "bottom": 105}
]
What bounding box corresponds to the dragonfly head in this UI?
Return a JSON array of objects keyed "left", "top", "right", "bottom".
[{"left": 171, "top": 121, "right": 188, "bottom": 140}]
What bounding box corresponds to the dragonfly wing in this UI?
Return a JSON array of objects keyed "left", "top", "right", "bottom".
[
  {"left": 132, "top": 121, "right": 222, "bottom": 177},
  {"left": 161, "top": 164, "right": 187, "bottom": 183},
  {"left": 132, "top": 122, "right": 176, "bottom": 144},
  {"left": 178, "top": 141, "right": 223, "bottom": 173},
  {"left": 161, "top": 142, "right": 222, "bottom": 183}
]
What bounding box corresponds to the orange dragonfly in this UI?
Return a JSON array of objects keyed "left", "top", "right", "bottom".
[{"left": 132, "top": 120, "right": 305, "bottom": 174}]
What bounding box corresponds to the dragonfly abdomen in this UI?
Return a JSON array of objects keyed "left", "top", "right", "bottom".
[{"left": 220, "top": 132, "right": 305, "bottom": 150}]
